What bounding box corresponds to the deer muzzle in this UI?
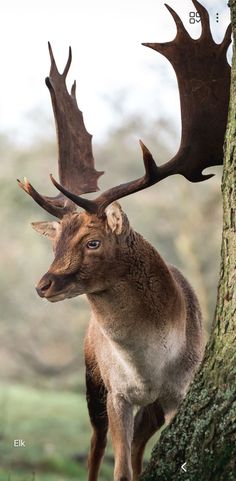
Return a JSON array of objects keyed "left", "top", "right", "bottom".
[
  {"left": 36, "top": 272, "right": 69, "bottom": 302},
  {"left": 36, "top": 272, "right": 56, "bottom": 298},
  {"left": 35, "top": 271, "right": 78, "bottom": 302}
]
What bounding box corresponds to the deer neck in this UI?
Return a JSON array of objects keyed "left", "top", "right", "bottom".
[{"left": 87, "top": 230, "right": 184, "bottom": 342}]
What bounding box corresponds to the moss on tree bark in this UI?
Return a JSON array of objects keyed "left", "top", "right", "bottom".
[{"left": 140, "top": 2, "right": 236, "bottom": 480}]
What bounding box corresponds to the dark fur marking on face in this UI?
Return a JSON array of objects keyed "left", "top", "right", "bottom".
[{"left": 54, "top": 213, "right": 83, "bottom": 254}]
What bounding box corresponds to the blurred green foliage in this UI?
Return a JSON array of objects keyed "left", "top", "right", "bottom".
[{"left": 0, "top": 382, "right": 112, "bottom": 480}]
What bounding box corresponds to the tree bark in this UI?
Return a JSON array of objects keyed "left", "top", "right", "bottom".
[{"left": 140, "top": 2, "right": 236, "bottom": 481}]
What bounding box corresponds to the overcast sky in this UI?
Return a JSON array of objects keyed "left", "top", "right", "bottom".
[{"left": 0, "top": 0, "right": 231, "bottom": 144}]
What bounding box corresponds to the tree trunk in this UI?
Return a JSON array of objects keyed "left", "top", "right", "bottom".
[{"left": 140, "top": 3, "right": 236, "bottom": 481}]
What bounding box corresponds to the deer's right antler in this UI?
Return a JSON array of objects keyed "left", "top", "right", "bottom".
[{"left": 49, "top": 0, "right": 231, "bottom": 217}]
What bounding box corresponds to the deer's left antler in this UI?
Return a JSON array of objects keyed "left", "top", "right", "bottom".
[{"left": 143, "top": 0, "right": 231, "bottom": 182}]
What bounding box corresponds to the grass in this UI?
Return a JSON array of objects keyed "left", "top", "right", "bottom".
[
  {"left": 0, "top": 382, "right": 161, "bottom": 480},
  {"left": 0, "top": 382, "right": 112, "bottom": 480}
]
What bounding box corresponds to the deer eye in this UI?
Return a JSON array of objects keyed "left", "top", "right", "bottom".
[{"left": 86, "top": 240, "right": 101, "bottom": 250}]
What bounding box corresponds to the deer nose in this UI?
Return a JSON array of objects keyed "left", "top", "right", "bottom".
[{"left": 36, "top": 274, "right": 54, "bottom": 298}]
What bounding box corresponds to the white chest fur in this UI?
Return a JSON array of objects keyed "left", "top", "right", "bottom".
[{"left": 100, "top": 326, "right": 185, "bottom": 407}]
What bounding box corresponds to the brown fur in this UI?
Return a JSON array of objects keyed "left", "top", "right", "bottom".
[{"left": 34, "top": 202, "right": 203, "bottom": 481}]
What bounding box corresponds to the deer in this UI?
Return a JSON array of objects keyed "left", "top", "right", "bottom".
[{"left": 18, "top": 1, "right": 231, "bottom": 480}]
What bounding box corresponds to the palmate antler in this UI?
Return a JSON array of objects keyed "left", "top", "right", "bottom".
[
  {"left": 144, "top": 0, "right": 231, "bottom": 182},
  {"left": 18, "top": 43, "right": 104, "bottom": 218},
  {"left": 18, "top": 0, "right": 231, "bottom": 218}
]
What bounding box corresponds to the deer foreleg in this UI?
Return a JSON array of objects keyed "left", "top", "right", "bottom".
[
  {"left": 107, "top": 392, "right": 134, "bottom": 481},
  {"left": 131, "top": 400, "right": 165, "bottom": 481},
  {"left": 86, "top": 366, "right": 108, "bottom": 481}
]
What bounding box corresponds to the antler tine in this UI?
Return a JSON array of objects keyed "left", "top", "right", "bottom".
[
  {"left": 164, "top": 3, "right": 190, "bottom": 39},
  {"left": 221, "top": 24, "right": 232, "bottom": 53},
  {"left": 142, "top": 42, "right": 169, "bottom": 57},
  {"left": 95, "top": 140, "right": 160, "bottom": 215},
  {"left": 71, "top": 80, "right": 76, "bottom": 98},
  {"left": 63, "top": 46, "right": 72, "bottom": 78},
  {"left": 50, "top": 174, "right": 98, "bottom": 214},
  {"left": 50, "top": 141, "right": 161, "bottom": 216},
  {"left": 192, "top": 0, "right": 212, "bottom": 41},
  {"left": 47, "top": 41, "right": 60, "bottom": 76},
  {"left": 48, "top": 42, "right": 56, "bottom": 64},
  {"left": 17, "top": 178, "right": 73, "bottom": 218}
]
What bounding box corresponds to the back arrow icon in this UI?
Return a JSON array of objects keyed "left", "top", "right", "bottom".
[{"left": 181, "top": 462, "right": 187, "bottom": 472}]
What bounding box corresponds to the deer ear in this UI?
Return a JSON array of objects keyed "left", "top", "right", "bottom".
[
  {"left": 31, "top": 221, "right": 61, "bottom": 240},
  {"left": 105, "top": 202, "right": 124, "bottom": 235}
]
